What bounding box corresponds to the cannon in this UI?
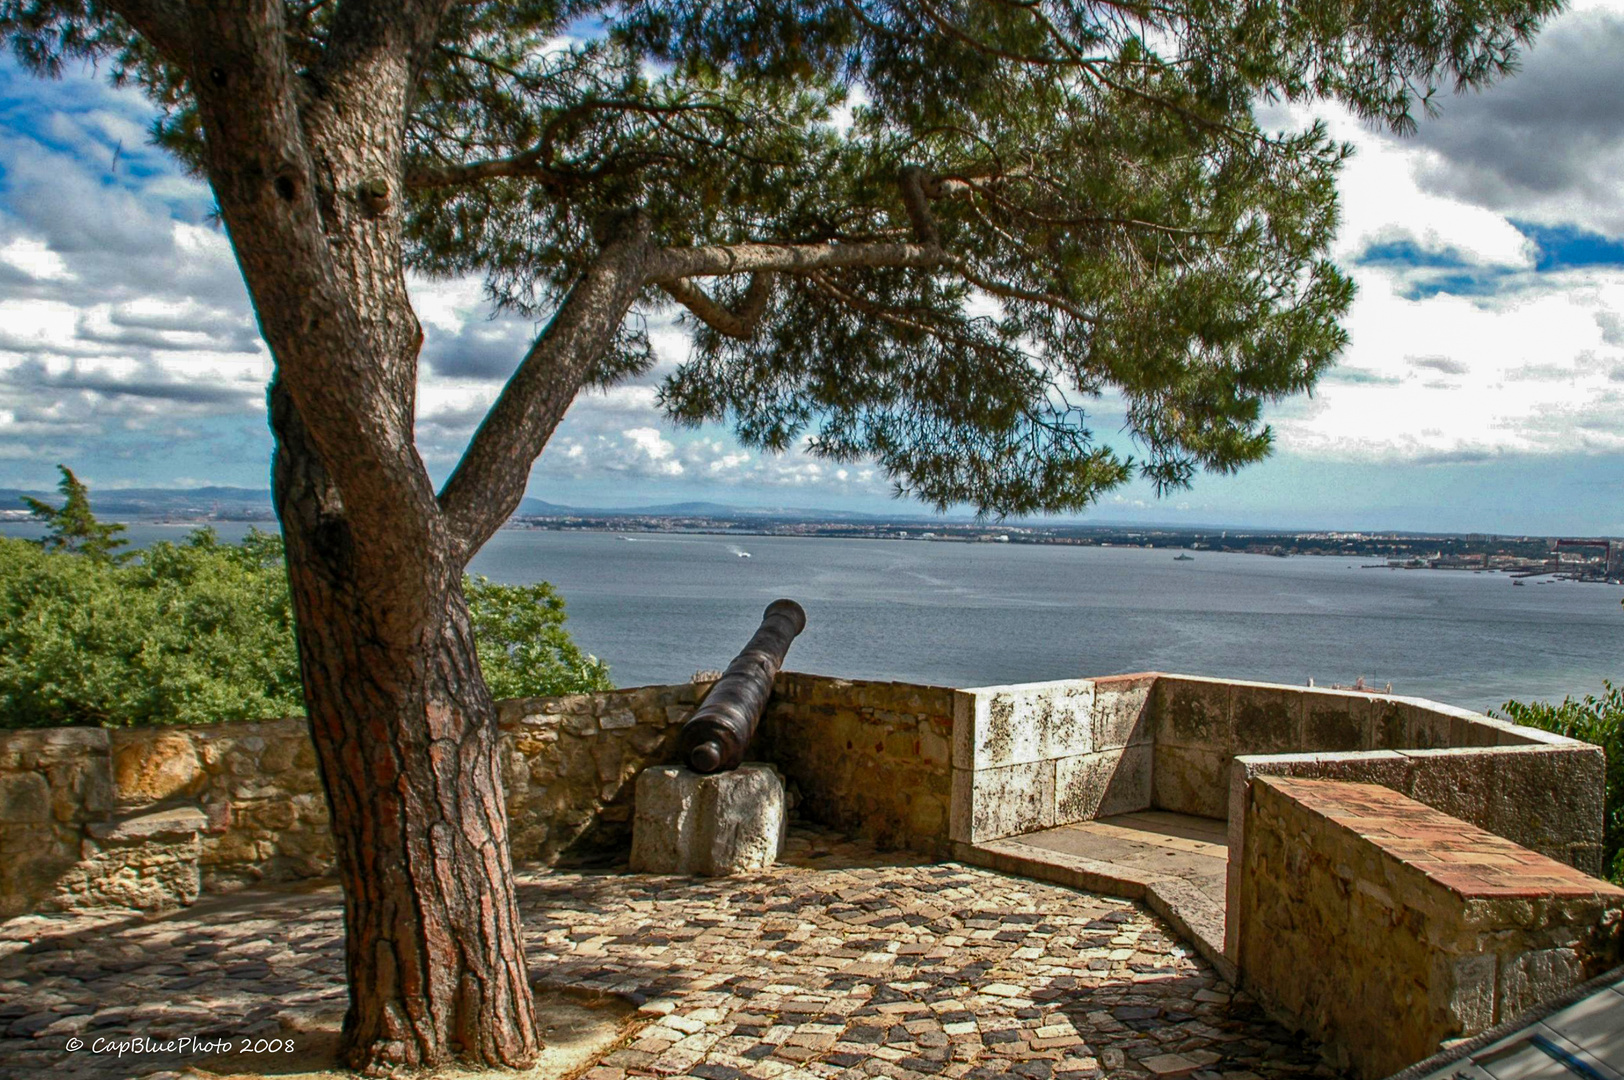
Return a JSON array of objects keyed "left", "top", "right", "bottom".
[{"left": 679, "top": 599, "right": 807, "bottom": 773}]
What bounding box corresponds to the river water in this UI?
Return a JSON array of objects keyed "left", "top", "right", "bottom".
[{"left": 7, "top": 522, "right": 1619, "bottom": 712}]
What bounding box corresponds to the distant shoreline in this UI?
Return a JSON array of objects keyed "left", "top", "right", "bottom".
[{"left": 3, "top": 513, "right": 1618, "bottom": 584}]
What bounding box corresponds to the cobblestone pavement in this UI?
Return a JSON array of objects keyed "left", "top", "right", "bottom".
[{"left": 0, "top": 827, "right": 1336, "bottom": 1080}]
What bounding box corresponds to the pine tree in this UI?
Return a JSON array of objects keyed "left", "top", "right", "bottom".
[
  {"left": 3, "top": 0, "right": 1558, "bottom": 1070},
  {"left": 22, "top": 465, "right": 130, "bottom": 563}
]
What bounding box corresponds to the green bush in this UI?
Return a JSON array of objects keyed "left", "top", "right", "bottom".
[
  {"left": 464, "top": 575, "right": 612, "bottom": 700},
  {"left": 1497, "top": 684, "right": 1624, "bottom": 884},
  {"left": 0, "top": 529, "right": 302, "bottom": 726},
  {"left": 0, "top": 529, "right": 611, "bottom": 728}
]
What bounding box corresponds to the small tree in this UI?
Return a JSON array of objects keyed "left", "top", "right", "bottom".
[
  {"left": 3, "top": 0, "right": 1557, "bottom": 1071},
  {"left": 22, "top": 465, "right": 130, "bottom": 563}
]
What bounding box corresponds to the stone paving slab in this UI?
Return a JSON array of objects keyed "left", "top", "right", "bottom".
[
  {"left": 0, "top": 827, "right": 1338, "bottom": 1080},
  {"left": 999, "top": 813, "right": 1229, "bottom": 907}
]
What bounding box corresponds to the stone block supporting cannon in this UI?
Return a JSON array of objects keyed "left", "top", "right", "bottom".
[
  {"left": 631, "top": 599, "right": 805, "bottom": 875},
  {"left": 678, "top": 599, "right": 807, "bottom": 774}
]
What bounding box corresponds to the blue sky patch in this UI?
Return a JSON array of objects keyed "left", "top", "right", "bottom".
[
  {"left": 1513, "top": 221, "right": 1624, "bottom": 270},
  {"left": 1394, "top": 270, "right": 1517, "bottom": 302},
  {"left": 1353, "top": 239, "right": 1477, "bottom": 269}
]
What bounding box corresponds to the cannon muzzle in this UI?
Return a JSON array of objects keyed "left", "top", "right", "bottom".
[{"left": 679, "top": 599, "right": 806, "bottom": 773}]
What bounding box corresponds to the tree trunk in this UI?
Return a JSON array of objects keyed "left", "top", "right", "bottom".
[{"left": 271, "top": 384, "right": 540, "bottom": 1074}]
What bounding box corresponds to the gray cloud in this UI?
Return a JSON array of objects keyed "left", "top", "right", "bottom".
[
  {"left": 1408, "top": 355, "right": 1470, "bottom": 375},
  {"left": 1598, "top": 311, "right": 1624, "bottom": 347},
  {"left": 420, "top": 316, "right": 537, "bottom": 380},
  {"left": 75, "top": 317, "right": 261, "bottom": 355},
  {"left": 1323, "top": 366, "right": 1403, "bottom": 386},
  {"left": 108, "top": 305, "right": 261, "bottom": 348},
  {"left": 1404, "top": 10, "right": 1624, "bottom": 232},
  {"left": 0, "top": 358, "right": 263, "bottom": 408}
]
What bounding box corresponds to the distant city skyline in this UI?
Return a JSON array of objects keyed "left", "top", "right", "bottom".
[{"left": 3, "top": 1, "right": 1624, "bottom": 533}]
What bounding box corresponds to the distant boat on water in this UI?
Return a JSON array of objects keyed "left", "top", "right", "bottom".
[{"left": 1174, "top": 553, "right": 1195, "bottom": 561}]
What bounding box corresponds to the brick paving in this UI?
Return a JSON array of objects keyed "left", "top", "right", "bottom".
[{"left": 0, "top": 827, "right": 1337, "bottom": 1079}]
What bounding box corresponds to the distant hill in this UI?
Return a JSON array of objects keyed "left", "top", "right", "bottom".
[
  {"left": 0, "top": 485, "right": 274, "bottom": 519},
  {"left": 0, "top": 485, "right": 905, "bottom": 523},
  {"left": 514, "top": 498, "right": 906, "bottom": 521}
]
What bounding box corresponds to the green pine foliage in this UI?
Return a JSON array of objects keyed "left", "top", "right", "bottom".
[
  {"left": 0, "top": 530, "right": 612, "bottom": 729},
  {"left": 23, "top": 465, "right": 130, "bottom": 563},
  {"left": 1497, "top": 685, "right": 1624, "bottom": 884},
  {"left": 2, "top": 0, "right": 1563, "bottom": 517}
]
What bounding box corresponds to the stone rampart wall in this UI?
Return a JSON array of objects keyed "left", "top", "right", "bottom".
[
  {"left": 1147, "top": 674, "right": 1607, "bottom": 927},
  {"left": 1236, "top": 776, "right": 1624, "bottom": 1080},
  {"left": 1, "top": 668, "right": 1608, "bottom": 929},
  {"left": 1151, "top": 675, "right": 1573, "bottom": 820},
  {"left": 756, "top": 673, "right": 956, "bottom": 855},
  {"left": 0, "top": 671, "right": 960, "bottom": 917},
  {"left": 946, "top": 674, "right": 1154, "bottom": 844}
]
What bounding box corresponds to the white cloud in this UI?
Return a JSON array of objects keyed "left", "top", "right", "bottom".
[
  {"left": 1274, "top": 265, "right": 1624, "bottom": 460},
  {"left": 622, "top": 426, "right": 683, "bottom": 475}
]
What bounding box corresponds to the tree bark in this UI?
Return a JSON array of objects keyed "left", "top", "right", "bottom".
[{"left": 271, "top": 384, "right": 540, "bottom": 1073}]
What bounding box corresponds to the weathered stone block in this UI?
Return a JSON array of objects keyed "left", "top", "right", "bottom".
[
  {"left": 1155, "top": 678, "right": 1230, "bottom": 750},
  {"left": 0, "top": 727, "right": 108, "bottom": 770},
  {"left": 959, "top": 681, "right": 1096, "bottom": 769},
  {"left": 1092, "top": 676, "right": 1154, "bottom": 751},
  {"left": 1431, "top": 952, "right": 1497, "bottom": 1034},
  {"left": 0, "top": 771, "right": 51, "bottom": 823},
  {"left": 958, "top": 760, "right": 1054, "bottom": 843},
  {"left": 600, "top": 709, "right": 637, "bottom": 730},
  {"left": 629, "top": 763, "right": 786, "bottom": 876},
  {"left": 111, "top": 731, "right": 202, "bottom": 804},
  {"left": 1232, "top": 686, "right": 1302, "bottom": 755},
  {"left": 1371, "top": 700, "right": 1406, "bottom": 749},
  {"left": 1152, "top": 745, "right": 1227, "bottom": 819},
  {"left": 1396, "top": 700, "right": 1452, "bottom": 750},
  {"left": 1055, "top": 746, "right": 1153, "bottom": 823},
  {"left": 1496, "top": 947, "right": 1584, "bottom": 1023},
  {"left": 1304, "top": 696, "right": 1369, "bottom": 752}
]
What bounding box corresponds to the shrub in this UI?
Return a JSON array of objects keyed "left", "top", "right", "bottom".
[
  {"left": 0, "top": 528, "right": 302, "bottom": 727},
  {"left": 1497, "top": 684, "right": 1624, "bottom": 884},
  {"left": 0, "top": 529, "right": 611, "bottom": 728},
  {"left": 464, "top": 576, "right": 612, "bottom": 699}
]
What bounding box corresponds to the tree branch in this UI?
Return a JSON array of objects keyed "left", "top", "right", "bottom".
[
  {"left": 648, "top": 240, "right": 943, "bottom": 281},
  {"left": 659, "top": 273, "right": 773, "bottom": 339},
  {"left": 439, "top": 221, "right": 656, "bottom": 560},
  {"left": 949, "top": 260, "right": 1095, "bottom": 324},
  {"left": 405, "top": 150, "right": 560, "bottom": 191},
  {"left": 405, "top": 99, "right": 747, "bottom": 192},
  {"left": 318, "top": 0, "right": 458, "bottom": 87},
  {"left": 103, "top": 0, "right": 194, "bottom": 68},
  {"left": 899, "top": 166, "right": 940, "bottom": 246}
]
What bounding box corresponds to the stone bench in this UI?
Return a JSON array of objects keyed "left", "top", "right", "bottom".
[
  {"left": 1234, "top": 776, "right": 1624, "bottom": 1080},
  {"left": 57, "top": 807, "right": 208, "bottom": 912}
]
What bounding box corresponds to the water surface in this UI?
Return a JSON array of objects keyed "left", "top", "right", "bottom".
[{"left": 6, "top": 522, "right": 1617, "bottom": 712}]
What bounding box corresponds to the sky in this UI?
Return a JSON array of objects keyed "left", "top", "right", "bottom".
[{"left": 4, "top": 6, "right": 1624, "bottom": 534}]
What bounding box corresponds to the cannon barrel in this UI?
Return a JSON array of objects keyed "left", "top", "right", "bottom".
[{"left": 679, "top": 599, "right": 807, "bottom": 773}]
